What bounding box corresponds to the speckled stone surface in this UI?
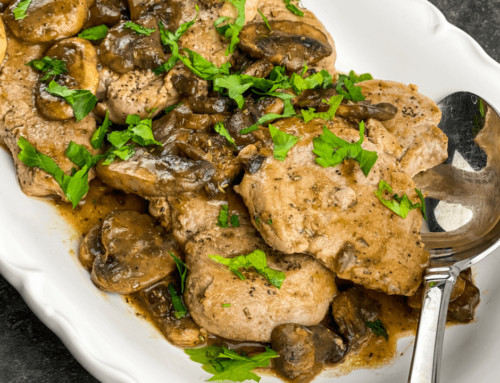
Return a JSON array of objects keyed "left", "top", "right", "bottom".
[{"left": 0, "top": 1, "right": 499, "bottom": 382}]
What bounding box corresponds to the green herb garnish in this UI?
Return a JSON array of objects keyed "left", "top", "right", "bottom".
[
  {"left": 217, "top": 205, "right": 230, "bottom": 228},
  {"left": 209, "top": 250, "right": 286, "bottom": 289},
  {"left": 240, "top": 93, "right": 296, "bottom": 134},
  {"left": 214, "top": 122, "right": 237, "bottom": 149},
  {"left": 283, "top": 0, "right": 304, "bottom": 17},
  {"left": 124, "top": 22, "right": 156, "bottom": 36},
  {"left": 168, "top": 283, "right": 187, "bottom": 319},
  {"left": 26, "top": 57, "right": 68, "bottom": 81},
  {"left": 258, "top": 9, "right": 271, "bottom": 31},
  {"left": 185, "top": 346, "right": 278, "bottom": 382},
  {"left": 230, "top": 214, "right": 240, "bottom": 228},
  {"left": 91, "top": 110, "right": 111, "bottom": 149},
  {"left": 269, "top": 124, "right": 301, "bottom": 162},
  {"left": 65, "top": 141, "right": 106, "bottom": 169},
  {"left": 214, "top": 0, "right": 246, "bottom": 55},
  {"left": 313, "top": 121, "right": 378, "bottom": 176},
  {"left": 17, "top": 137, "right": 93, "bottom": 208},
  {"left": 13, "top": 0, "right": 32, "bottom": 20},
  {"left": 78, "top": 25, "right": 109, "bottom": 40},
  {"left": 375, "top": 180, "right": 427, "bottom": 220},
  {"left": 159, "top": 5, "right": 198, "bottom": 43},
  {"left": 222, "top": 303, "right": 231, "bottom": 308},
  {"left": 46, "top": 81, "right": 98, "bottom": 122},
  {"left": 301, "top": 95, "right": 343, "bottom": 123},
  {"left": 169, "top": 252, "right": 187, "bottom": 293},
  {"left": 165, "top": 103, "right": 183, "bottom": 114},
  {"left": 366, "top": 319, "right": 388, "bottom": 341},
  {"left": 336, "top": 70, "right": 373, "bottom": 102}
]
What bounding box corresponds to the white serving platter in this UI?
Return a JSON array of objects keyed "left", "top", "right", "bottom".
[{"left": 1, "top": 0, "right": 500, "bottom": 382}]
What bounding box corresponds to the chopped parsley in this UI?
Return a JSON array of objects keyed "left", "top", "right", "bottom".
[
  {"left": 185, "top": 346, "right": 278, "bottom": 382},
  {"left": 169, "top": 252, "right": 187, "bottom": 293},
  {"left": 65, "top": 141, "right": 106, "bottom": 169},
  {"left": 164, "top": 103, "right": 183, "bottom": 114},
  {"left": 214, "top": 75, "right": 255, "bottom": 109},
  {"left": 269, "top": 124, "right": 301, "bottom": 162},
  {"left": 336, "top": 71, "right": 373, "bottom": 102},
  {"left": 209, "top": 250, "right": 286, "bottom": 289},
  {"left": 222, "top": 303, "right": 231, "bottom": 308},
  {"left": 240, "top": 93, "right": 296, "bottom": 134},
  {"left": 17, "top": 137, "right": 93, "bottom": 208},
  {"left": 26, "top": 57, "right": 68, "bottom": 81},
  {"left": 375, "top": 180, "right": 428, "bottom": 220},
  {"left": 214, "top": 0, "right": 246, "bottom": 55},
  {"left": 13, "top": 0, "right": 32, "bottom": 20},
  {"left": 366, "top": 319, "right": 388, "bottom": 341},
  {"left": 301, "top": 95, "right": 343, "bottom": 123},
  {"left": 313, "top": 121, "right": 378, "bottom": 177},
  {"left": 217, "top": 205, "right": 240, "bottom": 228},
  {"left": 46, "top": 81, "right": 98, "bottom": 122},
  {"left": 214, "top": 122, "right": 237, "bottom": 149},
  {"left": 283, "top": 0, "right": 304, "bottom": 17},
  {"left": 124, "top": 22, "right": 156, "bottom": 36},
  {"left": 78, "top": 25, "right": 109, "bottom": 40},
  {"left": 268, "top": 220, "right": 272, "bottom": 225},
  {"left": 159, "top": 5, "right": 198, "bottom": 43},
  {"left": 168, "top": 283, "right": 187, "bottom": 319},
  {"left": 91, "top": 110, "right": 111, "bottom": 149},
  {"left": 258, "top": 9, "right": 272, "bottom": 31}
]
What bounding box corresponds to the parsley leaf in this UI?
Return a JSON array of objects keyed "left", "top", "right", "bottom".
[
  {"left": 214, "top": 122, "right": 237, "bottom": 148},
  {"left": 17, "top": 137, "right": 91, "bottom": 208},
  {"left": 216, "top": 205, "right": 230, "bottom": 228},
  {"left": 209, "top": 250, "right": 286, "bottom": 289},
  {"left": 240, "top": 93, "right": 296, "bottom": 134},
  {"left": 169, "top": 252, "right": 187, "bottom": 293},
  {"left": 185, "top": 346, "right": 278, "bottom": 382},
  {"left": 182, "top": 48, "right": 232, "bottom": 80},
  {"left": 78, "top": 25, "right": 109, "bottom": 40},
  {"left": 301, "top": 95, "right": 343, "bottom": 123},
  {"left": 168, "top": 283, "right": 187, "bottom": 319},
  {"left": 366, "top": 319, "right": 388, "bottom": 341},
  {"left": 336, "top": 70, "right": 373, "bottom": 102},
  {"left": 214, "top": 0, "right": 246, "bottom": 55},
  {"left": 26, "top": 57, "right": 68, "bottom": 81},
  {"left": 214, "top": 75, "right": 254, "bottom": 108},
  {"left": 283, "top": 0, "right": 304, "bottom": 17},
  {"left": 269, "top": 124, "right": 300, "bottom": 162},
  {"left": 222, "top": 303, "right": 231, "bottom": 308},
  {"left": 65, "top": 141, "right": 105, "bottom": 169},
  {"left": 312, "top": 121, "right": 378, "bottom": 177},
  {"left": 258, "top": 9, "right": 271, "bottom": 31},
  {"left": 230, "top": 215, "right": 240, "bottom": 228},
  {"left": 375, "top": 180, "right": 428, "bottom": 220},
  {"left": 91, "top": 110, "right": 111, "bottom": 149},
  {"left": 46, "top": 81, "right": 98, "bottom": 122},
  {"left": 13, "top": 0, "right": 32, "bottom": 20},
  {"left": 159, "top": 5, "right": 199, "bottom": 43},
  {"left": 124, "top": 21, "right": 156, "bottom": 36}
]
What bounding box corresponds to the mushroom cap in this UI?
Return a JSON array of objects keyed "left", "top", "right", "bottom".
[
  {"left": 238, "top": 20, "right": 333, "bottom": 72},
  {"left": 4, "top": 0, "right": 88, "bottom": 44},
  {"left": 35, "top": 37, "right": 99, "bottom": 121},
  {"left": 91, "top": 210, "right": 178, "bottom": 294},
  {"left": 0, "top": 14, "right": 6, "bottom": 66}
]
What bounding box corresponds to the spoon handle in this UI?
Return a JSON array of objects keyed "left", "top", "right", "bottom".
[{"left": 407, "top": 266, "right": 460, "bottom": 383}]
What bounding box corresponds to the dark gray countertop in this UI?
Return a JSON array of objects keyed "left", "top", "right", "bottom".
[{"left": 1, "top": 1, "right": 499, "bottom": 382}]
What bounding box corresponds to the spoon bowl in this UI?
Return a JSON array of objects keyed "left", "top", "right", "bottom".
[{"left": 408, "top": 92, "right": 500, "bottom": 382}]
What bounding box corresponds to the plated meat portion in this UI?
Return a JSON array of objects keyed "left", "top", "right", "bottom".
[
  {"left": 359, "top": 80, "right": 448, "bottom": 177},
  {"left": 184, "top": 225, "right": 337, "bottom": 342},
  {"left": 235, "top": 118, "right": 429, "bottom": 296},
  {"left": 0, "top": 33, "right": 98, "bottom": 200}
]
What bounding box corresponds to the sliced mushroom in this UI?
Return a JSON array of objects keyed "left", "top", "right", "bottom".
[
  {"left": 448, "top": 279, "right": 480, "bottom": 323},
  {"left": 331, "top": 287, "right": 380, "bottom": 348},
  {"left": 135, "top": 276, "right": 207, "bottom": 348},
  {"left": 242, "top": 59, "right": 274, "bottom": 78},
  {"left": 238, "top": 21, "right": 333, "bottom": 72},
  {"left": 171, "top": 66, "right": 209, "bottom": 97},
  {"left": 35, "top": 38, "right": 99, "bottom": 121},
  {"left": 0, "top": 0, "right": 13, "bottom": 13},
  {"left": 96, "top": 147, "right": 216, "bottom": 198},
  {"left": 4, "top": 0, "right": 88, "bottom": 44},
  {"left": 99, "top": 16, "right": 164, "bottom": 74},
  {"left": 91, "top": 210, "right": 178, "bottom": 294},
  {"left": 127, "top": 0, "right": 186, "bottom": 30},
  {"left": 79, "top": 224, "right": 104, "bottom": 272},
  {"left": 185, "top": 95, "right": 234, "bottom": 114},
  {"left": 83, "top": 0, "right": 129, "bottom": 30},
  {"left": 146, "top": 197, "right": 171, "bottom": 230},
  {"left": 0, "top": 14, "right": 6, "bottom": 66}
]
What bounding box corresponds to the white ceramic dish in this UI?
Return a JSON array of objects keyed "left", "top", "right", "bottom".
[{"left": 1, "top": 0, "right": 500, "bottom": 382}]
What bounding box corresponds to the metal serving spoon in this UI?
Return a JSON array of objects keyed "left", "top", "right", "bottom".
[{"left": 408, "top": 92, "right": 500, "bottom": 382}]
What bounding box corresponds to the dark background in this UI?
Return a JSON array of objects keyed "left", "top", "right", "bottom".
[{"left": 1, "top": 0, "right": 500, "bottom": 382}]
